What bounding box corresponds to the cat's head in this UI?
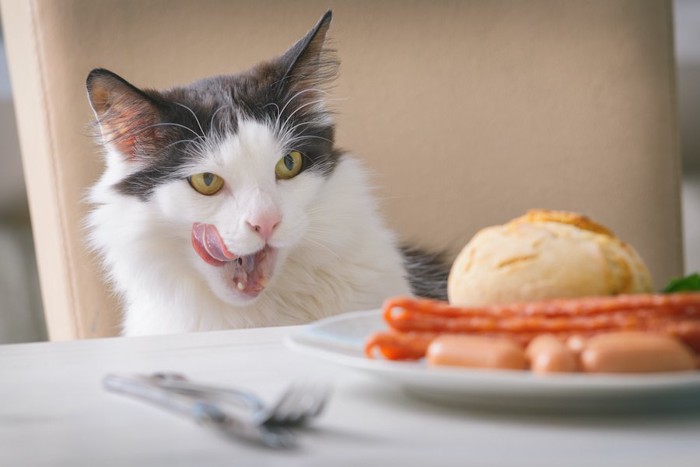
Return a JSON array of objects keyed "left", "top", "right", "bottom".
[{"left": 86, "top": 11, "right": 339, "bottom": 306}]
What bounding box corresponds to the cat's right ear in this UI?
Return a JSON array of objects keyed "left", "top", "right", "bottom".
[{"left": 86, "top": 69, "right": 164, "bottom": 161}]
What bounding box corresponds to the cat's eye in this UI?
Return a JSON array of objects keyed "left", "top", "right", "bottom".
[
  {"left": 275, "top": 151, "right": 303, "bottom": 180},
  {"left": 188, "top": 172, "right": 224, "bottom": 196}
]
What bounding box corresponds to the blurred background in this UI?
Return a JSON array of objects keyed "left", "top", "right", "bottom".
[
  {"left": 0, "top": 1, "right": 698, "bottom": 344},
  {"left": 0, "top": 13, "right": 45, "bottom": 344}
]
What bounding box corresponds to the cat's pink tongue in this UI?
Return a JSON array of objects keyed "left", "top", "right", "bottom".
[{"left": 191, "top": 223, "right": 237, "bottom": 266}]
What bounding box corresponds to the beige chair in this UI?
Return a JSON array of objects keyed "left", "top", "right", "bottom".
[{"left": 1, "top": 0, "right": 682, "bottom": 340}]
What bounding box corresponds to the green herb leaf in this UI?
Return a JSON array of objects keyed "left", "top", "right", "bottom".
[{"left": 663, "top": 273, "right": 700, "bottom": 293}]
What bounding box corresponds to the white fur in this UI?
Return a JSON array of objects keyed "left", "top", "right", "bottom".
[{"left": 88, "top": 119, "right": 411, "bottom": 336}]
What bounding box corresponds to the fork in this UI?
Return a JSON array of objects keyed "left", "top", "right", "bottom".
[
  {"left": 103, "top": 374, "right": 297, "bottom": 448},
  {"left": 103, "top": 373, "right": 330, "bottom": 448},
  {"left": 148, "top": 372, "right": 331, "bottom": 428}
]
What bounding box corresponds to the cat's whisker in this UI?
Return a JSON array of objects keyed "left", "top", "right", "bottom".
[
  {"left": 301, "top": 235, "right": 341, "bottom": 260},
  {"left": 278, "top": 116, "right": 333, "bottom": 143},
  {"left": 281, "top": 88, "right": 327, "bottom": 114},
  {"left": 140, "top": 122, "right": 202, "bottom": 138},
  {"left": 280, "top": 124, "right": 333, "bottom": 152},
  {"left": 278, "top": 103, "right": 342, "bottom": 142},
  {"left": 272, "top": 89, "right": 310, "bottom": 133},
  {"left": 262, "top": 101, "right": 280, "bottom": 112},
  {"left": 279, "top": 97, "right": 329, "bottom": 135},
  {"left": 300, "top": 152, "right": 317, "bottom": 167},
  {"left": 286, "top": 134, "right": 335, "bottom": 145},
  {"left": 273, "top": 88, "right": 327, "bottom": 133},
  {"left": 173, "top": 102, "right": 206, "bottom": 137},
  {"left": 305, "top": 207, "right": 357, "bottom": 218},
  {"left": 209, "top": 104, "right": 234, "bottom": 134},
  {"left": 277, "top": 120, "right": 338, "bottom": 160},
  {"left": 304, "top": 221, "right": 358, "bottom": 232},
  {"left": 161, "top": 138, "right": 202, "bottom": 152},
  {"left": 100, "top": 122, "right": 198, "bottom": 146}
]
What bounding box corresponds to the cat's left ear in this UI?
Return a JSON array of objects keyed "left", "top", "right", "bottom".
[{"left": 276, "top": 10, "right": 338, "bottom": 106}]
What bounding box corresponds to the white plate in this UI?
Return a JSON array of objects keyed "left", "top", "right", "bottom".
[{"left": 286, "top": 310, "right": 700, "bottom": 411}]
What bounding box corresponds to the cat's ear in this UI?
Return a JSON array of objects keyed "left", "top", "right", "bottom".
[
  {"left": 86, "top": 69, "right": 165, "bottom": 161},
  {"left": 276, "top": 11, "right": 338, "bottom": 107}
]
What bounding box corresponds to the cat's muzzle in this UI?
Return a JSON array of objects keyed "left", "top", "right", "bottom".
[{"left": 191, "top": 222, "right": 278, "bottom": 299}]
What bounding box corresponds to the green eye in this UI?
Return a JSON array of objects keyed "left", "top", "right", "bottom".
[
  {"left": 275, "top": 151, "right": 303, "bottom": 180},
  {"left": 188, "top": 172, "right": 224, "bottom": 195}
]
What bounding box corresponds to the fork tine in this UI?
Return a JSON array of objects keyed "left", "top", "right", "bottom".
[
  {"left": 295, "top": 383, "right": 330, "bottom": 423},
  {"left": 307, "top": 383, "right": 331, "bottom": 418},
  {"left": 266, "top": 383, "right": 300, "bottom": 424},
  {"left": 284, "top": 383, "right": 314, "bottom": 423},
  {"left": 283, "top": 382, "right": 317, "bottom": 423},
  {"left": 266, "top": 381, "right": 330, "bottom": 426},
  {"left": 287, "top": 383, "right": 308, "bottom": 425}
]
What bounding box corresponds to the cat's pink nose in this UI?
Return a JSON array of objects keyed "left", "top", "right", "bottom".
[{"left": 246, "top": 212, "right": 281, "bottom": 242}]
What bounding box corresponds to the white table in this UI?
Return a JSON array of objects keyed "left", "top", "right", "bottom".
[{"left": 1, "top": 326, "right": 699, "bottom": 467}]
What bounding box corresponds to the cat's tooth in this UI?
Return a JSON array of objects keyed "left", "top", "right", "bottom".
[{"left": 233, "top": 269, "right": 248, "bottom": 290}]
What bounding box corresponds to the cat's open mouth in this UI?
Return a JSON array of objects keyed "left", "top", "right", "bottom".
[
  {"left": 223, "top": 246, "right": 277, "bottom": 297},
  {"left": 191, "top": 223, "right": 277, "bottom": 298}
]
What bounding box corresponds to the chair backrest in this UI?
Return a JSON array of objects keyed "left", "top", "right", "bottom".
[{"left": 1, "top": 0, "right": 682, "bottom": 340}]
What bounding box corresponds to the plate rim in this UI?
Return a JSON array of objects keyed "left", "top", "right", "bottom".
[{"left": 286, "top": 309, "right": 700, "bottom": 394}]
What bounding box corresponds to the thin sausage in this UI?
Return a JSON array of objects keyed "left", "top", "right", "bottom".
[
  {"left": 580, "top": 332, "right": 695, "bottom": 373},
  {"left": 526, "top": 334, "right": 578, "bottom": 374},
  {"left": 426, "top": 335, "right": 527, "bottom": 370}
]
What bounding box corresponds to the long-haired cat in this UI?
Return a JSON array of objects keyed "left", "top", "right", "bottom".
[{"left": 86, "top": 11, "right": 447, "bottom": 336}]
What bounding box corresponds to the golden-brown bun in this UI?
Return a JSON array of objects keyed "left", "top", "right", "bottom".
[{"left": 447, "top": 210, "right": 653, "bottom": 306}]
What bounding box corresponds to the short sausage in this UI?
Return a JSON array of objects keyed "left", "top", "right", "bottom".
[
  {"left": 526, "top": 334, "right": 578, "bottom": 374},
  {"left": 426, "top": 335, "right": 527, "bottom": 370},
  {"left": 565, "top": 335, "right": 588, "bottom": 355},
  {"left": 581, "top": 332, "right": 696, "bottom": 373}
]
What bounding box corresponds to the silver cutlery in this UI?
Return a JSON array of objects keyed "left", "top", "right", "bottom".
[
  {"left": 149, "top": 372, "right": 331, "bottom": 428},
  {"left": 103, "top": 373, "right": 331, "bottom": 448}
]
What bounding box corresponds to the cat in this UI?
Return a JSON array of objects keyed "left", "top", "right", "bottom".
[{"left": 86, "top": 10, "right": 448, "bottom": 336}]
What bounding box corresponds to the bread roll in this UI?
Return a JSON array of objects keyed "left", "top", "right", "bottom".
[{"left": 448, "top": 210, "right": 652, "bottom": 306}]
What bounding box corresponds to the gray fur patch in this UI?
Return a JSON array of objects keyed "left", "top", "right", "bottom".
[{"left": 401, "top": 246, "right": 450, "bottom": 301}]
